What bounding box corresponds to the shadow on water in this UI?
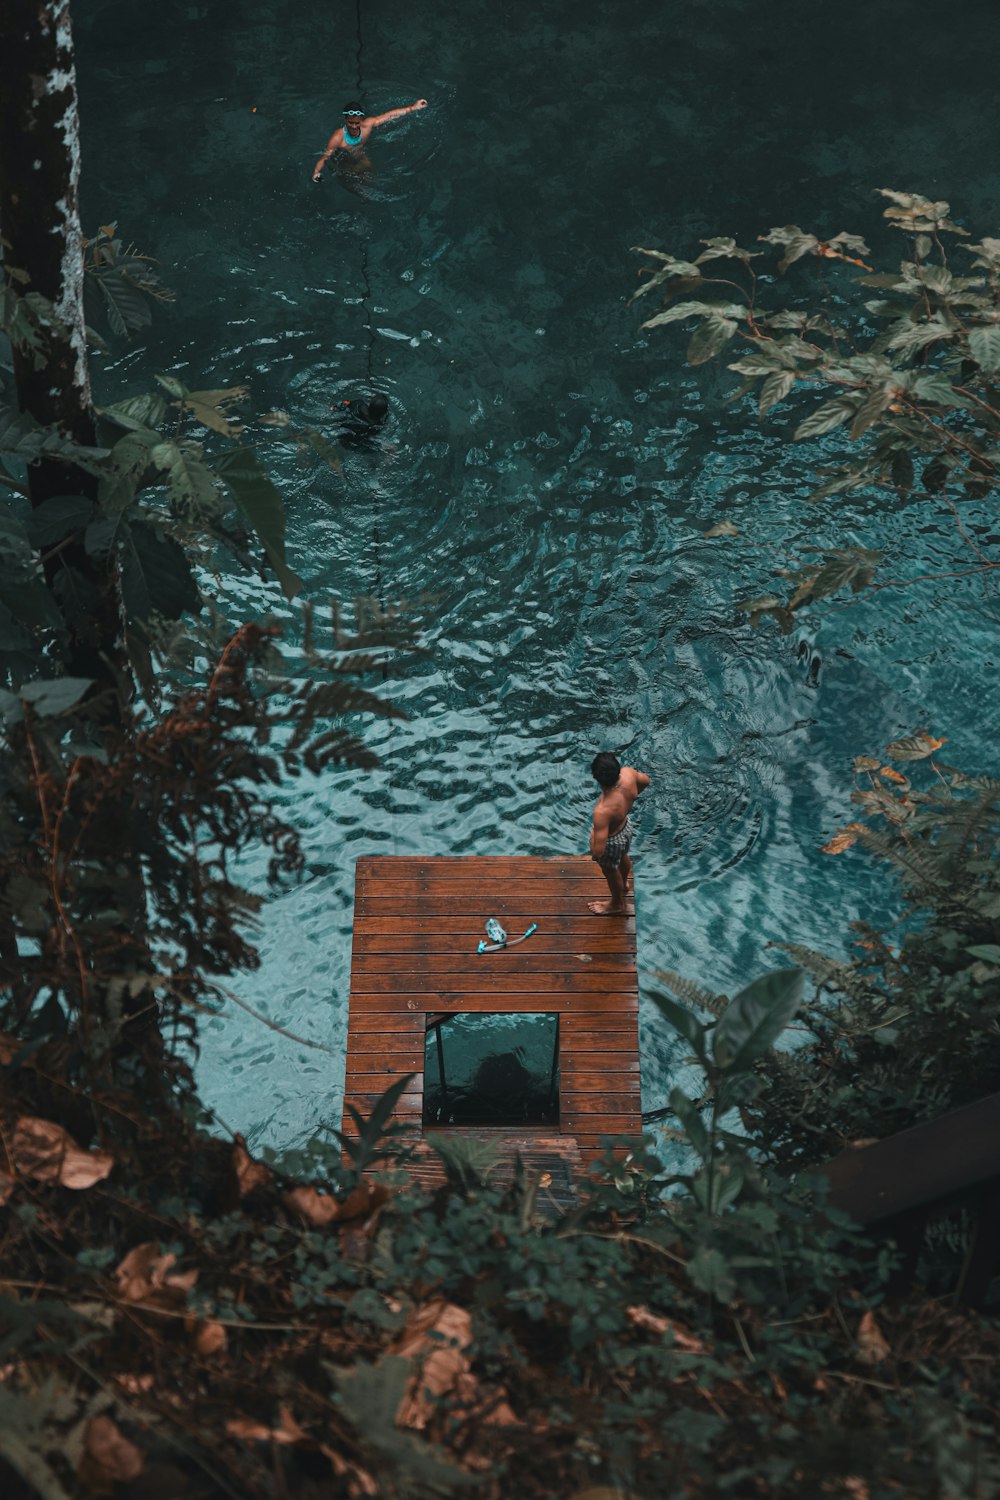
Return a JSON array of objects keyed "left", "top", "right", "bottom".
[{"left": 75, "top": 0, "right": 1000, "bottom": 1149}]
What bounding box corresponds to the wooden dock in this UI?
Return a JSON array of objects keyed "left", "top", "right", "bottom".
[{"left": 343, "top": 855, "right": 642, "bottom": 1172}]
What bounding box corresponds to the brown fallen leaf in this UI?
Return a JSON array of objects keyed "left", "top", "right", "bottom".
[
  {"left": 284, "top": 1181, "right": 387, "bottom": 1227},
  {"left": 114, "top": 1373, "right": 154, "bottom": 1396},
  {"left": 11, "top": 1116, "right": 114, "bottom": 1190},
  {"left": 394, "top": 1300, "right": 472, "bottom": 1429},
  {"left": 0, "top": 1170, "right": 14, "bottom": 1206},
  {"left": 79, "top": 1413, "right": 144, "bottom": 1485},
  {"left": 625, "top": 1304, "right": 706, "bottom": 1353},
  {"left": 855, "top": 1310, "right": 890, "bottom": 1365},
  {"left": 115, "top": 1242, "right": 198, "bottom": 1305},
  {"left": 226, "top": 1405, "right": 307, "bottom": 1446},
  {"left": 191, "top": 1319, "right": 228, "bottom": 1357},
  {"left": 233, "top": 1135, "right": 272, "bottom": 1198},
  {"left": 821, "top": 822, "right": 868, "bottom": 856}
]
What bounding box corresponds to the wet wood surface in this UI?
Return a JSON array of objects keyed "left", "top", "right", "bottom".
[{"left": 343, "top": 855, "right": 643, "bottom": 1164}]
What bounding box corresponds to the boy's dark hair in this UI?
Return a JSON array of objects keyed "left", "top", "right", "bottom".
[
  {"left": 343, "top": 100, "right": 365, "bottom": 115},
  {"left": 591, "top": 752, "right": 620, "bottom": 788},
  {"left": 365, "top": 393, "right": 388, "bottom": 420}
]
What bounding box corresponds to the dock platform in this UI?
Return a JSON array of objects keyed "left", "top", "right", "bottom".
[{"left": 343, "top": 855, "right": 642, "bottom": 1171}]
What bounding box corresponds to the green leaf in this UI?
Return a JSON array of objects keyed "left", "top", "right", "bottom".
[
  {"left": 98, "top": 430, "right": 158, "bottom": 516},
  {"left": 177, "top": 386, "right": 248, "bottom": 438},
  {"left": 793, "top": 396, "right": 857, "bottom": 441},
  {"left": 648, "top": 989, "right": 708, "bottom": 1059},
  {"left": 94, "top": 267, "right": 152, "bottom": 336},
  {"left": 967, "top": 323, "right": 1000, "bottom": 372},
  {"left": 120, "top": 519, "right": 200, "bottom": 622},
  {"left": 98, "top": 392, "right": 168, "bottom": 432},
  {"left": 0, "top": 687, "right": 24, "bottom": 725},
  {"left": 155, "top": 373, "right": 189, "bottom": 399},
  {"left": 215, "top": 447, "right": 302, "bottom": 599},
  {"left": 151, "top": 439, "right": 222, "bottom": 518},
  {"left": 686, "top": 1246, "right": 735, "bottom": 1302},
  {"left": 25, "top": 495, "right": 94, "bottom": 549},
  {"left": 641, "top": 299, "right": 744, "bottom": 331},
  {"left": 758, "top": 369, "right": 796, "bottom": 415},
  {"left": 712, "top": 1162, "right": 745, "bottom": 1211},
  {"left": 688, "top": 313, "right": 738, "bottom": 364},
  {"left": 19, "top": 677, "right": 93, "bottom": 717},
  {"left": 669, "top": 1088, "right": 711, "bottom": 1161},
  {"left": 966, "top": 945, "right": 1000, "bottom": 964},
  {"left": 850, "top": 388, "right": 891, "bottom": 440},
  {"left": 712, "top": 968, "right": 804, "bottom": 1072}
]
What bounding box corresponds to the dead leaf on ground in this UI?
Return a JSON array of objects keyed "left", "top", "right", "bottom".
[
  {"left": 856, "top": 1310, "right": 890, "bottom": 1365},
  {"left": 0, "top": 1170, "right": 14, "bottom": 1206},
  {"left": 191, "top": 1319, "right": 228, "bottom": 1357},
  {"left": 570, "top": 1488, "right": 642, "bottom": 1499},
  {"left": 11, "top": 1116, "right": 114, "bottom": 1190},
  {"left": 392, "top": 1300, "right": 517, "bottom": 1431},
  {"left": 114, "top": 1242, "right": 198, "bottom": 1306},
  {"left": 284, "top": 1181, "right": 387, "bottom": 1227},
  {"left": 703, "top": 519, "right": 740, "bottom": 539},
  {"left": 321, "top": 1444, "right": 379, "bottom": 1496},
  {"left": 114, "top": 1373, "right": 154, "bottom": 1396},
  {"left": 79, "top": 1413, "right": 144, "bottom": 1485},
  {"left": 625, "top": 1304, "right": 706, "bottom": 1353},
  {"left": 233, "top": 1135, "right": 272, "bottom": 1198},
  {"left": 226, "top": 1404, "right": 307, "bottom": 1446},
  {"left": 394, "top": 1301, "right": 473, "bottom": 1429}
]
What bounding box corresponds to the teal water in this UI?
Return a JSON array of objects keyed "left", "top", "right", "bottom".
[{"left": 76, "top": 1, "right": 1000, "bottom": 1149}]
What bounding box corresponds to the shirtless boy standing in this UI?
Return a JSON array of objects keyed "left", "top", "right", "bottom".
[
  {"left": 312, "top": 98, "right": 427, "bottom": 182},
  {"left": 587, "top": 752, "right": 650, "bottom": 915}
]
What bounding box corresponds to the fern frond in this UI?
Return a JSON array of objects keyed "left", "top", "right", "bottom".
[{"left": 651, "top": 968, "right": 727, "bottom": 1016}]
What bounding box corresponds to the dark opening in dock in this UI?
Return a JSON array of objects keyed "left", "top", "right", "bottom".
[{"left": 424, "top": 1013, "right": 559, "bottom": 1127}]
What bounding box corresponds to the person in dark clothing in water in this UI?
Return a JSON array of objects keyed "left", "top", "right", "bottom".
[{"left": 333, "top": 392, "right": 389, "bottom": 450}]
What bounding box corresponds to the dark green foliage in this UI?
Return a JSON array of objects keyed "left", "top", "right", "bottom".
[
  {"left": 744, "top": 750, "right": 1000, "bottom": 1164},
  {"left": 634, "top": 189, "right": 1000, "bottom": 623}
]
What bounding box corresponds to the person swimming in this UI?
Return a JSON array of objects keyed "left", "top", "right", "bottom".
[
  {"left": 333, "top": 392, "right": 389, "bottom": 450},
  {"left": 312, "top": 98, "right": 427, "bottom": 183}
]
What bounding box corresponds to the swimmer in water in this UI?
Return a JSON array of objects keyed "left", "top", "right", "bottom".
[
  {"left": 333, "top": 392, "right": 389, "bottom": 450},
  {"left": 312, "top": 99, "right": 427, "bottom": 183}
]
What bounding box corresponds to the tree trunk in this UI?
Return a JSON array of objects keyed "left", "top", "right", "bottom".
[
  {"left": 0, "top": 0, "right": 96, "bottom": 484},
  {"left": 0, "top": 4, "right": 159, "bottom": 1068}
]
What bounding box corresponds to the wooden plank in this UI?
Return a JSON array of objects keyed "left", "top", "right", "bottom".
[
  {"left": 355, "top": 899, "right": 634, "bottom": 918},
  {"left": 560, "top": 1113, "right": 639, "bottom": 1133},
  {"left": 819, "top": 1091, "right": 1000, "bottom": 1225},
  {"left": 347, "top": 1014, "right": 427, "bottom": 1034},
  {"left": 355, "top": 857, "right": 600, "bottom": 876},
  {"left": 347, "top": 1055, "right": 424, "bottom": 1075},
  {"left": 345, "top": 1072, "right": 422, "bottom": 1094},
  {"left": 353, "top": 915, "right": 635, "bottom": 937},
  {"left": 356, "top": 878, "right": 616, "bottom": 899},
  {"left": 353, "top": 932, "right": 634, "bottom": 954},
  {"left": 348, "top": 993, "right": 638, "bottom": 1014},
  {"left": 561, "top": 1094, "right": 640, "bottom": 1114},
  {"left": 563, "top": 1074, "right": 641, "bottom": 1098},
  {"left": 351, "top": 952, "right": 637, "bottom": 975},
  {"left": 560, "top": 1014, "right": 642, "bottom": 1031},
  {"left": 563, "top": 1056, "right": 641, "bottom": 1080},
  {"left": 346, "top": 1094, "right": 423, "bottom": 1118},
  {"left": 351, "top": 971, "right": 637, "bottom": 995}
]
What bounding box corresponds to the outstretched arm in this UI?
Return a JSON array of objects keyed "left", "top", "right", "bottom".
[
  {"left": 313, "top": 127, "right": 345, "bottom": 182},
  {"left": 367, "top": 99, "right": 427, "bottom": 128}
]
